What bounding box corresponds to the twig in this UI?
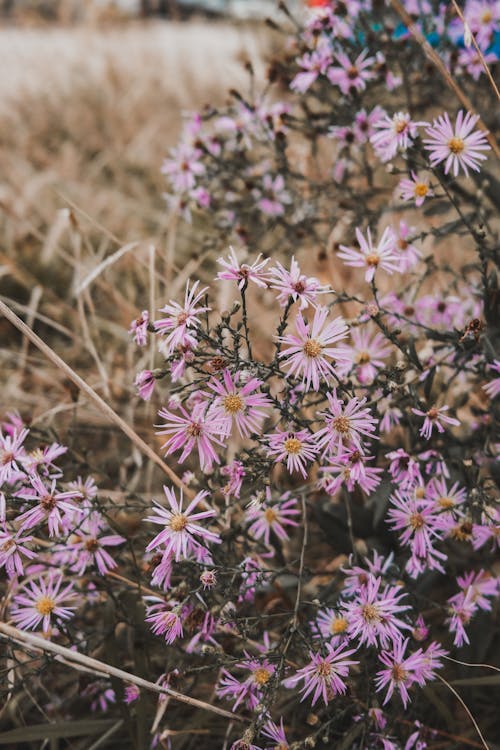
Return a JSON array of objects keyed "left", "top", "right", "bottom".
[
  {"left": 85, "top": 720, "right": 124, "bottom": 750},
  {"left": 389, "top": 0, "right": 500, "bottom": 160},
  {"left": 0, "top": 299, "right": 192, "bottom": 496},
  {"left": 435, "top": 672, "right": 490, "bottom": 750},
  {"left": 0, "top": 623, "right": 243, "bottom": 724},
  {"left": 450, "top": 0, "right": 500, "bottom": 103}
]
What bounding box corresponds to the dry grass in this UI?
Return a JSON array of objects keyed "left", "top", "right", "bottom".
[{"left": 0, "top": 21, "right": 267, "bottom": 430}]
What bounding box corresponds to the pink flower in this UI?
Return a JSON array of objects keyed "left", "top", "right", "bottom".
[
  {"left": 315, "top": 608, "right": 350, "bottom": 643},
  {"left": 343, "top": 576, "right": 410, "bottom": 648},
  {"left": 64, "top": 514, "right": 125, "bottom": 575},
  {"left": 0, "top": 526, "right": 36, "bottom": 578},
  {"left": 338, "top": 226, "right": 400, "bottom": 283},
  {"left": 411, "top": 405, "right": 460, "bottom": 440},
  {"left": 290, "top": 48, "right": 332, "bottom": 93},
  {"left": 216, "top": 246, "right": 270, "bottom": 289},
  {"left": 348, "top": 326, "right": 392, "bottom": 384},
  {"left": 16, "top": 474, "right": 82, "bottom": 537},
  {"left": 254, "top": 174, "right": 292, "bottom": 217},
  {"left": 262, "top": 718, "right": 289, "bottom": 749},
  {"left": 246, "top": 489, "right": 300, "bottom": 546},
  {"left": 217, "top": 657, "right": 276, "bottom": 711},
  {"left": 353, "top": 106, "right": 385, "bottom": 143},
  {"left": 327, "top": 49, "right": 375, "bottom": 96},
  {"left": 161, "top": 142, "right": 205, "bottom": 193},
  {"left": 0, "top": 427, "right": 28, "bottom": 485},
  {"left": 399, "top": 171, "right": 434, "bottom": 207},
  {"left": 11, "top": 572, "right": 76, "bottom": 632},
  {"left": 423, "top": 110, "right": 490, "bottom": 177},
  {"left": 206, "top": 370, "right": 271, "bottom": 438},
  {"left": 276, "top": 306, "right": 349, "bottom": 391},
  {"left": 386, "top": 449, "right": 423, "bottom": 489},
  {"left": 483, "top": 359, "right": 500, "bottom": 399},
  {"left": 146, "top": 486, "right": 220, "bottom": 562},
  {"left": 220, "top": 460, "right": 246, "bottom": 499},
  {"left": 321, "top": 449, "right": 382, "bottom": 496},
  {"left": 157, "top": 401, "right": 225, "bottom": 473},
  {"left": 134, "top": 369, "right": 156, "bottom": 401},
  {"left": 124, "top": 685, "right": 140, "bottom": 704},
  {"left": 145, "top": 601, "right": 184, "bottom": 643},
  {"left": 375, "top": 638, "right": 444, "bottom": 708},
  {"left": 265, "top": 428, "right": 319, "bottom": 479},
  {"left": 315, "top": 390, "right": 378, "bottom": 456},
  {"left": 269, "top": 257, "right": 329, "bottom": 310},
  {"left": 370, "top": 111, "right": 421, "bottom": 162},
  {"left": 393, "top": 220, "right": 422, "bottom": 273},
  {"left": 284, "top": 642, "right": 358, "bottom": 705},
  {"left": 129, "top": 310, "right": 149, "bottom": 346},
  {"left": 154, "top": 280, "right": 209, "bottom": 356}
]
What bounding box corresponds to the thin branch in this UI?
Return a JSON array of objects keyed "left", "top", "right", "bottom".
[
  {"left": 0, "top": 623, "right": 243, "bottom": 724},
  {"left": 435, "top": 673, "right": 490, "bottom": 750}
]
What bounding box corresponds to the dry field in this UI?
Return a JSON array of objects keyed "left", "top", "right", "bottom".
[{"left": 0, "top": 21, "right": 267, "bottom": 427}]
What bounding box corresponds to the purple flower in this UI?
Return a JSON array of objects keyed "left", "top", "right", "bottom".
[
  {"left": 64, "top": 514, "right": 125, "bottom": 576},
  {"left": 206, "top": 370, "right": 271, "bottom": 438},
  {"left": 16, "top": 474, "right": 82, "bottom": 537},
  {"left": 284, "top": 642, "right": 358, "bottom": 706},
  {"left": 0, "top": 526, "right": 36, "bottom": 578},
  {"left": 327, "top": 49, "right": 375, "bottom": 96},
  {"left": 265, "top": 428, "right": 319, "bottom": 479},
  {"left": 129, "top": 310, "right": 149, "bottom": 346},
  {"left": 216, "top": 247, "right": 270, "bottom": 289},
  {"left": 399, "top": 171, "right": 434, "bottom": 207},
  {"left": 145, "top": 601, "right": 184, "bottom": 644},
  {"left": 11, "top": 572, "right": 76, "bottom": 633},
  {"left": 411, "top": 405, "right": 460, "bottom": 440},
  {"left": 146, "top": 486, "right": 220, "bottom": 562},
  {"left": 343, "top": 576, "right": 410, "bottom": 648},
  {"left": 423, "top": 110, "right": 490, "bottom": 177},
  {"left": 134, "top": 369, "right": 156, "bottom": 401},
  {"left": 0, "top": 427, "right": 28, "bottom": 485},
  {"left": 315, "top": 390, "right": 378, "bottom": 456},
  {"left": 276, "top": 306, "right": 349, "bottom": 391},
  {"left": 157, "top": 401, "right": 226, "bottom": 473},
  {"left": 370, "top": 111, "right": 422, "bottom": 162},
  {"left": 338, "top": 226, "right": 400, "bottom": 283},
  {"left": 269, "top": 257, "right": 329, "bottom": 310},
  {"left": 246, "top": 489, "right": 300, "bottom": 546},
  {"left": 154, "top": 280, "right": 209, "bottom": 356}
]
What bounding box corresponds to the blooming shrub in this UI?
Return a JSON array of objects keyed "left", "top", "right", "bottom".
[{"left": 1, "top": 1, "right": 499, "bottom": 748}]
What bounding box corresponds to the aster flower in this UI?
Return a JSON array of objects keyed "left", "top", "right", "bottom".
[
  {"left": 161, "top": 142, "right": 205, "bottom": 193},
  {"left": 156, "top": 401, "right": 226, "bottom": 473},
  {"left": 483, "top": 360, "right": 500, "bottom": 399},
  {"left": 261, "top": 718, "right": 289, "bottom": 749},
  {"left": 399, "top": 171, "right": 434, "bottom": 207},
  {"left": 217, "top": 657, "right": 276, "bottom": 711},
  {"left": 145, "top": 600, "right": 184, "bottom": 644},
  {"left": 370, "top": 111, "right": 421, "bottom": 162},
  {"left": 154, "top": 280, "right": 209, "bottom": 356},
  {"left": 338, "top": 226, "right": 400, "bottom": 283},
  {"left": 0, "top": 427, "right": 28, "bottom": 485},
  {"left": 269, "top": 257, "right": 329, "bottom": 310},
  {"left": 321, "top": 449, "right": 383, "bottom": 496},
  {"left": 221, "top": 460, "right": 246, "bottom": 499},
  {"left": 24, "top": 442, "right": 67, "bottom": 478},
  {"left": 423, "top": 110, "right": 490, "bottom": 177},
  {"left": 246, "top": 489, "right": 300, "bottom": 546},
  {"left": 327, "top": 49, "right": 375, "bottom": 96},
  {"left": 206, "top": 370, "right": 271, "bottom": 439},
  {"left": 342, "top": 550, "right": 395, "bottom": 597},
  {"left": 411, "top": 405, "right": 460, "bottom": 440},
  {"left": 276, "top": 306, "right": 349, "bottom": 391},
  {"left": 386, "top": 449, "right": 423, "bottom": 489},
  {"left": 290, "top": 48, "right": 332, "bottom": 93},
  {"left": 265, "top": 428, "right": 319, "bottom": 479},
  {"left": 348, "top": 325, "right": 392, "bottom": 384},
  {"left": 16, "top": 474, "right": 82, "bottom": 537},
  {"left": 315, "top": 608, "right": 350, "bottom": 643},
  {"left": 284, "top": 642, "right": 358, "bottom": 706},
  {"left": 393, "top": 220, "right": 422, "bottom": 273},
  {"left": 315, "top": 390, "right": 378, "bottom": 456},
  {"left": 353, "top": 106, "right": 385, "bottom": 143},
  {"left": 0, "top": 525, "right": 37, "bottom": 578},
  {"left": 343, "top": 576, "right": 410, "bottom": 648},
  {"left": 375, "top": 638, "right": 437, "bottom": 708},
  {"left": 146, "top": 486, "right": 219, "bottom": 562},
  {"left": 253, "top": 174, "right": 292, "bottom": 217},
  {"left": 64, "top": 515, "right": 125, "bottom": 576},
  {"left": 129, "top": 310, "right": 149, "bottom": 346},
  {"left": 134, "top": 369, "right": 156, "bottom": 401},
  {"left": 11, "top": 573, "right": 76, "bottom": 632},
  {"left": 429, "top": 478, "right": 467, "bottom": 519},
  {"left": 216, "top": 246, "right": 271, "bottom": 289}
]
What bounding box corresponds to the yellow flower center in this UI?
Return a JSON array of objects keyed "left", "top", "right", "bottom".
[
  {"left": 316, "top": 660, "right": 332, "bottom": 678},
  {"left": 438, "top": 497, "right": 455, "bottom": 510},
  {"left": 361, "top": 603, "right": 380, "bottom": 622},
  {"left": 414, "top": 487, "right": 426, "bottom": 499},
  {"left": 410, "top": 513, "right": 425, "bottom": 530},
  {"left": 481, "top": 10, "right": 492, "bottom": 22},
  {"left": 331, "top": 617, "right": 348, "bottom": 634},
  {"left": 395, "top": 119, "right": 408, "bottom": 133},
  {"left": 414, "top": 182, "right": 428, "bottom": 197},
  {"left": 223, "top": 394, "right": 244, "bottom": 414},
  {"left": 170, "top": 514, "right": 188, "bottom": 532},
  {"left": 356, "top": 351, "right": 371, "bottom": 364},
  {"left": 332, "top": 415, "right": 350, "bottom": 434},
  {"left": 187, "top": 423, "right": 202, "bottom": 437},
  {"left": 85, "top": 538, "right": 99, "bottom": 552},
  {"left": 366, "top": 253, "right": 380, "bottom": 267},
  {"left": 391, "top": 664, "right": 408, "bottom": 682},
  {"left": 303, "top": 339, "right": 322, "bottom": 358},
  {"left": 253, "top": 667, "right": 271, "bottom": 686},
  {"left": 283, "top": 437, "right": 302, "bottom": 455},
  {"left": 35, "top": 596, "right": 56, "bottom": 616},
  {"left": 264, "top": 508, "right": 278, "bottom": 524},
  {"left": 1, "top": 539, "right": 15, "bottom": 551},
  {"left": 448, "top": 137, "right": 465, "bottom": 154}
]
